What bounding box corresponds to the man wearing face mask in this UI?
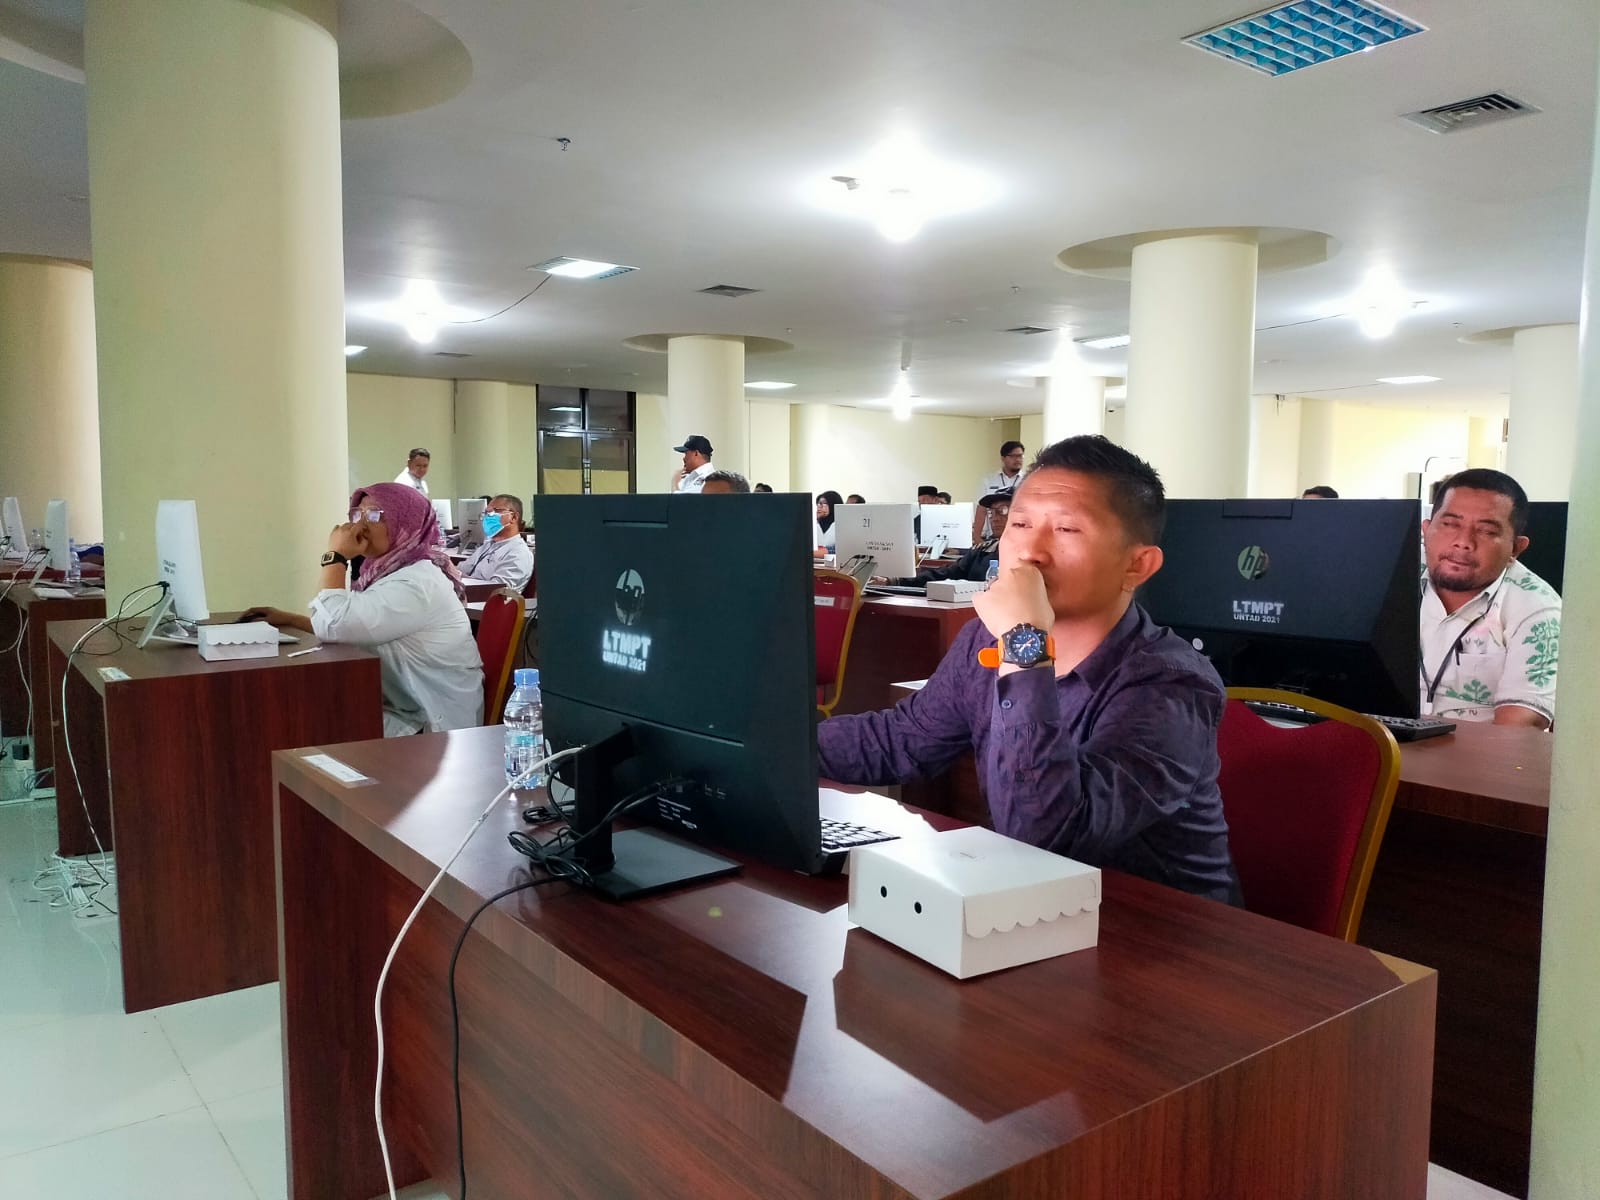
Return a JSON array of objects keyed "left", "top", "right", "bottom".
[{"left": 459, "top": 494, "right": 533, "bottom": 591}]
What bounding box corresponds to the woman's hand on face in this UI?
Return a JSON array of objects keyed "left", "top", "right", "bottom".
[{"left": 327, "top": 522, "right": 369, "bottom": 559}]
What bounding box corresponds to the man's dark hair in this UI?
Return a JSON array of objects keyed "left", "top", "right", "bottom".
[
  {"left": 1000, "top": 441, "right": 1024, "bottom": 458},
  {"left": 846, "top": 493, "right": 866, "bottom": 504},
  {"left": 916, "top": 485, "right": 940, "bottom": 498},
  {"left": 702, "top": 470, "right": 750, "bottom": 493},
  {"left": 1302, "top": 485, "right": 1339, "bottom": 499},
  {"left": 408, "top": 448, "right": 431, "bottom": 461},
  {"left": 936, "top": 491, "right": 952, "bottom": 504},
  {"left": 1434, "top": 468, "right": 1530, "bottom": 535},
  {"left": 489, "top": 493, "right": 524, "bottom": 524},
  {"left": 1030, "top": 435, "right": 1165, "bottom": 545},
  {"left": 753, "top": 483, "right": 774, "bottom": 493}
]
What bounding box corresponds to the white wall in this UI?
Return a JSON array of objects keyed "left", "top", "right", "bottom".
[
  {"left": 1468, "top": 415, "right": 1506, "bottom": 470},
  {"left": 634, "top": 392, "right": 671, "bottom": 492},
  {"left": 1018, "top": 413, "right": 1043, "bottom": 458},
  {"left": 1296, "top": 399, "right": 1473, "bottom": 498},
  {"left": 790, "top": 405, "right": 1020, "bottom": 503},
  {"left": 346, "top": 372, "right": 455, "bottom": 499},
  {"left": 1104, "top": 406, "right": 1126, "bottom": 445},
  {"left": 1248, "top": 394, "right": 1304, "bottom": 498}
]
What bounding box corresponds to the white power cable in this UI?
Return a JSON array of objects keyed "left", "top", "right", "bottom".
[{"left": 372, "top": 743, "right": 585, "bottom": 1200}]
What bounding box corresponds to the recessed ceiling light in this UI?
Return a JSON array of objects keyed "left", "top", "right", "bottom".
[
  {"left": 528, "top": 257, "right": 637, "bottom": 280},
  {"left": 745, "top": 381, "right": 795, "bottom": 390},
  {"left": 549, "top": 406, "right": 583, "bottom": 413},
  {"left": 344, "top": 345, "right": 367, "bottom": 356},
  {"left": 1378, "top": 375, "right": 1441, "bottom": 385},
  {"left": 1075, "top": 333, "right": 1131, "bottom": 350}
]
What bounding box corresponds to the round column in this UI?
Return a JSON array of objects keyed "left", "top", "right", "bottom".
[
  {"left": 455, "top": 380, "right": 521, "bottom": 498},
  {"left": 1042, "top": 372, "right": 1106, "bottom": 445},
  {"left": 1125, "top": 231, "right": 1258, "bottom": 497},
  {"left": 0, "top": 255, "right": 103, "bottom": 544},
  {"left": 1507, "top": 323, "right": 1579, "bottom": 499},
  {"left": 667, "top": 335, "right": 747, "bottom": 477},
  {"left": 1529, "top": 60, "right": 1600, "bottom": 1192},
  {"left": 84, "top": 0, "right": 347, "bottom": 610}
]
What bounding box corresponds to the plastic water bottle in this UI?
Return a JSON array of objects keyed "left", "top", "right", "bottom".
[
  {"left": 985, "top": 558, "right": 1001, "bottom": 589},
  {"left": 66, "top": 539, "right": 81, "bottom": 583},
  {"left": 503, "top": 668, "right": 545, "bottom": 789}
]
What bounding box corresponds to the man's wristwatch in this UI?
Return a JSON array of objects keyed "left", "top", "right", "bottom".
[
  {"left": 320, "top": 551, "right": 349, "bottom": 568},
  {"left": 1000, "top": 623, "right": 1054, "bottom": 668}
]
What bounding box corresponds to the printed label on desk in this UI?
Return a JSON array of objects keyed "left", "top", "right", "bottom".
[
  {"left": 97, "top": 667, "right": 131, "bottom": 683},
  {"left": 300, "top": 753, "right": 372, "bottom": 786}
]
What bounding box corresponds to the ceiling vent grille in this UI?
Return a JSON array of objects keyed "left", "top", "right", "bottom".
[
  {"left": 434, "top": 351, "right": 471, "bottom": 358},
  {"left": 1004, "top": 325, "right": 1054, "bottom": 336},
  {"left": 1185, "top": 1, "right": 1425, "bottom": 77},
  {"left": 699, "top": 284, "right": 761, "bottom": 298},
  {"left": 1402, "top": 92, "right": 1538, "bottom": 134}
]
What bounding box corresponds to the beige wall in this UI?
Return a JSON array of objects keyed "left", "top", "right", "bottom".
[
  {"left": 1468, "top": 415, "right": 1506, "bottom": 470},
  {"left": 748, "top": 401, "right": 791, "bottom": 491},
  {"left": 346, "top": 372, "right": 455, "bottom": 499},
  {"left": 1018, "top": 414, "right": 1043, "bottom": 458},
  {"left": 634, "top": 392, "right": 671, "bottom": 492},
  {"left": 790, "top": 405, "right": 1021, "bottom": 503},
  {"left": 455, "top": 379, "right": 538, "bottom": 501},
  {"left": 1104, "top": 406, "right": 1126, "bottom": 445},
  {"left": 1297, "top": 399, "right": 1474, "bottom": 498},
  {"left": 1248, "top": 394, "right": 1304, "bottom": 498}
]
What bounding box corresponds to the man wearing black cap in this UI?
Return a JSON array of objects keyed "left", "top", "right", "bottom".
[{"left": 671, "top": 435, "right": 716, "bottom": 493}]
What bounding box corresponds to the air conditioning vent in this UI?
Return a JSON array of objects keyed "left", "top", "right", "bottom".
[
  {"left": 1185, "top": 1, "right": 1425, "bottom": 77},
  {"left": 1402, "top": 92, "right": 1538, "bottom": 134},
  {"left": 698, "top": 284, "right": 761, "bottom": 298},
  {"left": 434, "top": 351, "right": 471, "bottom": 358},
  {"left": 1004, "top": 325, "right": 1054, "bottom": 336}
]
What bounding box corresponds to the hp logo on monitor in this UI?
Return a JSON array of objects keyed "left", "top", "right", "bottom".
[
  {"left": 1236, "top": 546, "right": 1270, "bottom": 581},
  {"left": 614, "top": 569, "right": 645, "bottom": 626}
]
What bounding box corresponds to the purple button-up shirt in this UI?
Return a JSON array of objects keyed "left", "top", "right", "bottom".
[{"left": 818, "top": 604, "right": 1242, "bottom": 904}]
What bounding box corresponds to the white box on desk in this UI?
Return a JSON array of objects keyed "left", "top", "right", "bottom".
[
  {"left": 197, "top": 622, "right": 279, "bottom": 661},
  {"left": 847, "top": 826, "right": 1101, "bottom": 979}
]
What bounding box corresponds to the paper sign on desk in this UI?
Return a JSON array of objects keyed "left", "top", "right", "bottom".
[
  {"left": 300, "top": 752, "right": 374, "bottom": 787},
  {"left": 97, "top": 667, "right": 131, "bottom": 683},
  {"left": 30, "top": 586, "right": 78, "bottom": 599}
]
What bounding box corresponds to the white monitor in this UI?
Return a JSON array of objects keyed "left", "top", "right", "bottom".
[
  {"left": 835, "top": 503, "right": 918, "bottom": 579},
  {"left": 458, "top": 497, "right": 488, "bottom": 549},
  {"left": 43, "top": 500, "right": 70, "bottom": 572},
  {"left": 919, "top": 502, "right": 975, "bottom": 551},
  {"left": 142, "top": 499, "right": 212, "bottom": 645},
  {"left": 2, "top": 497, "right": 26, "bottom": 557},
  {"left": 431, "top": 498, "right": 454, "bottom": 531}
]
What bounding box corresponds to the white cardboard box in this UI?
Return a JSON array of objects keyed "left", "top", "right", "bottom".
[
  {"left": 847, "top": 826, "right": 1102, "bottom": 979},
  {"left": 197, "top": 622, "right": 279, "bottom": 661}
]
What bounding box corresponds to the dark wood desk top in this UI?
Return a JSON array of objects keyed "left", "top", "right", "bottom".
[
  {"left": 862, "top": 593, "right": 978, "bottom": 621},
  {"left": 4, "top": 583, "right": 107, "bottom": 612},
  {"left": 48, "top": 617, "right": 377, "bottom": 699},
  {"left": 1396, "top": 722, "right": 1551, "bottom": 836},
  {"left": 276, "top": 725, "right": 1432, "bottom": 1198}
]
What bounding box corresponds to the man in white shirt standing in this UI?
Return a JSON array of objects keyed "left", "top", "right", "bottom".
[
  {"left": 1420, "top": 469, "right": 1561, "bottom": 728},
  {"left": 670, "top": 435, "right": 717, "bottom": 493},
  {"left": 395, "top": 448, "right": 431, "bottom": 495},
  {"left": 970, "top": 439, "right": 1025, "bottom": 542},
  {"left": 460, "top": 494, "right": 534, "bottom": 591}
]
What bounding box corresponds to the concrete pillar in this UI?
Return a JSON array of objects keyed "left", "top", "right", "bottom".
[
  {"left": 1508, "top": 324, "right": 1579, "bottom": 499},
  {"left": 0, "top": 255, "right": 103, "bottom": 544},
  {"left": 667, "top": 335, "right": 746, "bottom": 477},
  {"left": 1125, "top": 231, "right": 1258, "bottom": 497},
  {"left": 1528, "top": 52, "right": 1600, "bottom": 1197},
  {"left": 455, "top": 380, "right": 519, "bottom": 498},
  {"left": 1042, "top": 372, "right": 1106, "bottom": 444},
  {"left": 84, "top": 0, "right": 347, "bottom": 610}
]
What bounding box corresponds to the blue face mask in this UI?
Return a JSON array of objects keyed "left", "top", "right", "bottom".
[{"left": 480, "top": 512, "right": 504, "bottom": 539}]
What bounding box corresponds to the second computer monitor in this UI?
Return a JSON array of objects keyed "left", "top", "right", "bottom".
[
  {"left": 2, "top": 496, "right": 27, "bottom": 557},
  {"left": 43, "top": 500, "right": 70, "bottom": 572},
  {"left": 1139, "top": 499, "right": 1421, "bottom": 717},
  {"left": 919, "top": 502, "right": 975, "bottom": 550},
  {"left": 458, "top": 497, "right": 487, "bottom": 548},
  {"left": 835, "top": 503, "right": 917, "bottom": 577}
]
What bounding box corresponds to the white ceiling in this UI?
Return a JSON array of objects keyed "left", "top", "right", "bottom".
[{"left": 2, "top": 0, "right": 1596, "bottom": 418}]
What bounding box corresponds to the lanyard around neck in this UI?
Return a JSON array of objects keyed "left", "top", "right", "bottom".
[{"left": 1422, "top": 581, "right": 1503, "bottom": 705}]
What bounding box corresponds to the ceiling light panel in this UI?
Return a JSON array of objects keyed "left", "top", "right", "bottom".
[
  {"left": 1185, "top": 2, "right": 1425, "bottom": 78},
  {"left": 745, "top": 381, "right": 795, "bottom": 390},
  {"left": 1075, "top": 333, "right": 1131, "bottom": 350},
  {"left": 1378, "top": 375, "right": 1440, "bottom": 384},
  {"left": 529, "top": 257, "right": 637, "bottom": 280}
]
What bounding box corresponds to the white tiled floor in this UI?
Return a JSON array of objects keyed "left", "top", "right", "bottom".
[{"left": 0, "top": 797, "right": 1514, "bottom": 1200}]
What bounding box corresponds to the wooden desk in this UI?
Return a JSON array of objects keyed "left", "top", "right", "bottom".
[
  {"left": 1361, "top": 722, "right": 1552, "bottom": 1197},
  {"left": 274, "top": 725, "right": 1435, "bottom": 1200},
  {"left": 834, "top": 595, "right": 976, "bottom": 716},
  {"left": 0, "top": 583, "right": 106, "bottom": 770},
  {"left": 47, "top": 617, "right": 383, "bottom": 1012}
]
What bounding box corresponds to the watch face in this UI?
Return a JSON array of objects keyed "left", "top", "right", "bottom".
[{"left": 1004, "top": 624, "right": 1048, "bottom": 665}]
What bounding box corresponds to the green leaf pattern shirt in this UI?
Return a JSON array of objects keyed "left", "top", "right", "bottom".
[{"left": 1419, "top": 559, "right": 1561, "bottom": 723}]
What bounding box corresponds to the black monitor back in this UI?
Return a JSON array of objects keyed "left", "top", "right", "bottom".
[
  {"left": 1517, "top": 501, "right": 1566, "bottom": 595},
  {"left": 535, "top": 493, "right": 824, "bottom": 872},
  {"left": 1139, "top": 499, "right": 1421, "bottom": 717}
]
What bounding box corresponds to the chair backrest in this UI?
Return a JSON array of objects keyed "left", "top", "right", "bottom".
[
  {"left": 475, "top": 588, "right": 526, "bottom": 725},
  {"left": 813, "top": 569, "right": 864, "bottom": 718},
  {"left": 1218, "top": 687, "right": 1402, "bottom": 942}
]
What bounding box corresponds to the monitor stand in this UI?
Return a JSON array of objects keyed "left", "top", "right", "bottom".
[{"left": 568, "top": 728, "right": 739, "bottom": 901}]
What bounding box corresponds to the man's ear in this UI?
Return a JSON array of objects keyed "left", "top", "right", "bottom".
[
  {"left": 1512, "top": 534, "right": 1530, "bottom": 559},
  {"left": 1126, "top": 544, "right": 1163, "bottom": 592}
]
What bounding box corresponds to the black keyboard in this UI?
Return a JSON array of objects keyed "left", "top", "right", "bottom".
[
  {"left": 1244, "top": 700, "right": 1456, "bottom": 743},
  {"left": 820, "top": 816, "right": 898, "bottom": 854}
]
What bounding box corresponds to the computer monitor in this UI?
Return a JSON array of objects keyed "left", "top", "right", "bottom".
[
  {"left": 2, "top": 497, "right": 27, "bottom": 558},
  {"left": 1138, "top": 499, "right": 1421, "bottom": 717},
  {"left": 536, "top": 492, "right": 821, "bottom": 900},
  {"left": 458, "top": 498, "right": 487, "bottom": 549},
  {"left": 43, "top": 500, "right": 70, "bottom": 573},
  {"left": 919, "top": 502, "right": 975, "bottom": 550},
  {"left": 138, "top": 499, "right": 211, "bottom": 647},
  {"left": 835, "top": 503, "right": 917, "bottom": 578},
  {"left": 1517, "top": 502, "right": 1566, "bottom": 595},
  {"left": 431, "top": 498, "right": 454, "bottom": 532}
]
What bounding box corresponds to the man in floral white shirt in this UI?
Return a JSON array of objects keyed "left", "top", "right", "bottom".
[{"left": 1420, "top": 469, "right": 1561, "bottom": 728}]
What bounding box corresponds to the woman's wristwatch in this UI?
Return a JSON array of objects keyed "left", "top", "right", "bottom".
[{"left": 320, "top": 551, "right": 349, "bottom": 568}]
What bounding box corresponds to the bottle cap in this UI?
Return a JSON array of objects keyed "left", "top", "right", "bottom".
[{"left": 514, "top": 668, "right": 540, "bottom": 688}]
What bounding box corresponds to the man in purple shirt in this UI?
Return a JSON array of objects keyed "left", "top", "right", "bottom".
[{"left": 818, "top": 436, "right": 1241, "bottom": 904}]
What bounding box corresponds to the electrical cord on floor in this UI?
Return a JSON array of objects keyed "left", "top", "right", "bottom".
[{"left": 373, "top": 742, "right": 587, "bottom": 1200}]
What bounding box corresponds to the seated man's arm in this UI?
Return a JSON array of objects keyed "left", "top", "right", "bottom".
[
  {"left": 817, "top": 623, "right": 981, "bottom": 784},
  {"left": 987, "top": 664, "right": 1223, "bottom": 862},
  {"left": 1494, "top": 608, "right": 1559, "bottom": 729}
]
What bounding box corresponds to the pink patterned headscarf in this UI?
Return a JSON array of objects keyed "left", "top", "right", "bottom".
[{"left": 347, "top": 482, "right": 465, "bottom": 601}]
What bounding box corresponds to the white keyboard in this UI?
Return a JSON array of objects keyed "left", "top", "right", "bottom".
[{"left": 925, "top": 579, "right": 986, "bottom": 603}]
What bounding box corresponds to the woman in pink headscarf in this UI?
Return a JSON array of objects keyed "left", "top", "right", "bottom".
[{"left": 245, "top": 482, "right": 483, "bottom": 735}]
